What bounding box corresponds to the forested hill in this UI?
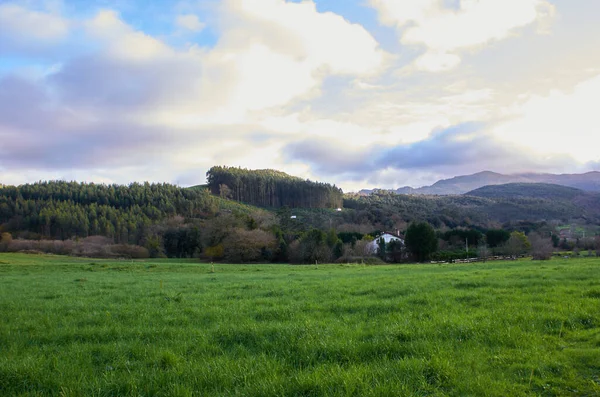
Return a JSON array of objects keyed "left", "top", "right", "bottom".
[
  {"left": 0, "top": 181, "right": 255, "bottom": 243},
  {"left": 206, "top": 166, "right": 343, "bottom": 209},
  {"left": 343, "top": 188, "right": 600, "bottom": 229},
  {"left": 466, "top": 183, "right": 585, "bottom": 200}
]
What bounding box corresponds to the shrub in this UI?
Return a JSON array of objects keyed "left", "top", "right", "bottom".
[
  {"left": 529, "top": 233, "right": 553, "bottom": 260},
  {"left": 222, "top": 228, "right": 276, "bottom": 263},
  {"left": 109, "top": 244, "right": 150, "bottom": 259},
  {"left": 0, "top": 232, "right": 13, "bottom": 251}
]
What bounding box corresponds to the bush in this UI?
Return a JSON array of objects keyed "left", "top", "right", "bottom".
[
  {"left": 430, "top": 250, "right": 468, "bottom": 262},
  {"left": 0, "top": 232, "right": 13, "bottom": 251},
  {"left": 222, "top": 228, "right": 276, "bottom": 263},
  {"left": 1, "top": 235, "right": 149, "bottom": 259},
  {"left": 73, "top": 236, "right": 113, "bottom": 257},
  {"left": 109, "top": 244, "right": 150, "bottom": 259},
  {"left": 529, "top": 233, "right": 553, "bottom": 260}
]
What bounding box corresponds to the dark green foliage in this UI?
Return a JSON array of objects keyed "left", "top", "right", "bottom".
[
  {"left": 377, "top": 237, "right": 386, "bottom": 260},
  {"left": 467, "top": 183, "right": 584, "bottom": 199},
  {"left": 292, "top": 228, "right": 332, "bottom": 264},
  {"left": 405, "top": 222, "right": 438, "bottom": 262},
  {"left": 206, "top": 166, "right": 343, "bottom": 208},
  {"left": 386, "top": 239, "right": 405, "bottom": 263},
  {"left": 0, "top": 181, "right": 220, "bottom": 244},
  {"left": 163, "top": 227, "right": 201, "bottom": 258},
  {"left": 441, "top": 229, "right": 483, "bottom": 246},
  {"left": 326, "top": 229, "right": 338, "bottom": 248},
  {"left": 333, "top": 240, "right": 344, "bottom": 260},
  {"left": 338, "top": 232, "right": 364, "bottom": 245},
  {"left": 343, "top": 188, "right": 600, "bottom": 230},
  {"left": 430, "top": 250, "right": 469, "bottom": 262},
  {"left": 485, "top": 229, "right": 511, "bottom": 248}
]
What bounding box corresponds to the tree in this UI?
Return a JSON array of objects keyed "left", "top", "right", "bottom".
[
  {"left": 485, "top": 229, "right": 510, "bottom": 248},
  {"left": 219, "top": 184, "right": 232, "bottom": 200},
  {"left": 477, "top": 242, "right": 490, "bottom": 262},
  {"left": 551, "top": 233, "right": 560, "bottom": 248},
  {"left": 528, "top": 232, "right": 553, "bottom": 260},
  {"left": 292, "top": 228, "right": 332, "bottom": 264},
  {"left": 0, "top": 232, "right": 12, "bottom": 251},
  {"left": 503, "top": 231, "right": 531, "bottom": 257},
  {"left": 377, "top": 237, "right": 386, "bottom": 260},
  {"left": 386, "top": 239, "right": 405, "bottom": 263},
  {"left": 405, "top": 222, "right": 438, "bottom": 262},
  {"left": 222, "top": 228, "right": 276, "bottom": 263}
]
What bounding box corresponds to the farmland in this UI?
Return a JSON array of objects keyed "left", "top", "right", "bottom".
[{"left": 1, "top": 254, "right": 599, "bottom": 396}]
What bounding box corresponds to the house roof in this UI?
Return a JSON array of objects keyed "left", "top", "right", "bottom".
[{"left": 373, "top": 231, "right": 404, "bottom": 240}]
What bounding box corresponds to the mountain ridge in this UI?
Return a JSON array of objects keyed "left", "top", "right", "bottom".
[{"left": 359, "top": 171, "right": 600, "bottom": 195}]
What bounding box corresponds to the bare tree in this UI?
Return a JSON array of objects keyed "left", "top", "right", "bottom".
[
  {"left": 528, "top": 232, "right": 553, "bottom": 260},
  {"left": 477, "top": 242, "right": 490, "bottom": 262}
]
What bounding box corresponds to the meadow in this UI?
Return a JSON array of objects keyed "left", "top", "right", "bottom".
[{"left": 0, "top": 254, "right": 599, "bottom": 396}]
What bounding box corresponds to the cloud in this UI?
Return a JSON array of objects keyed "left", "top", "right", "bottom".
[
  {"left": 0, "top": 3, "right": 69, "bottom": 55},
  {"left": 493, "top": 74, "right": 600, "bottom": 164},
  {"left": 0, "top": 1, "right": 598, "bottom": 192},
  {"left": 0, "top": 2, "right": 387, "bottom": 185},
  {"left": 176, "top": 14, "right": 206, "bottom": 32},
  {"left": 284, "top": 122, "right": 580, "bottom": 184},
  {"left": 85, "top": 10, "right": 172, "bottom": 61},
  {"left": 369, "top": 0, "right": 555, "bottom": 71},
  {"left": 210, "top": 0, "right": 387, "bottom": 113}
]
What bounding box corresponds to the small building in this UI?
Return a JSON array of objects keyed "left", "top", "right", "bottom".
[{"left": 367, "top": 231, "right": 405, "bottom": 254}]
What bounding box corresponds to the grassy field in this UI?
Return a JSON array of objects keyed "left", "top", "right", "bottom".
[{"left": 0, "top": 254, "right": 599, "bottom": 396}]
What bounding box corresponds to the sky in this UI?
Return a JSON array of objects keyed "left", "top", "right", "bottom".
[{"left": 1, "top": 0, "right": 599, "bottom": 191}]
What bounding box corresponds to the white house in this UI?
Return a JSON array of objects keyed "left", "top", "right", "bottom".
[{"left": 367, "top": 231, "right": 405, "bottom": 254}]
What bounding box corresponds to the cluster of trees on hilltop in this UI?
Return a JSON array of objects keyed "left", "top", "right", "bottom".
[
  {"left": 206, "top": 166, "right": 343, "bottom": 209},
  {"left": 0, "top": 181, "right": 221, "bottom": 244}
]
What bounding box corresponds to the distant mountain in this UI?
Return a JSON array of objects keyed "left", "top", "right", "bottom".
[{"left": 360, "top": 171, "right": 600, "bottom": 195}]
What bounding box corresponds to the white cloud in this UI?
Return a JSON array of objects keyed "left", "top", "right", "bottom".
[
  {"left": 0, "top": 1, "right": 389, "bottom": 189},
  {"left": 85, "top": 10, "right": 172, "bottom": 61},
  {"left": 413, "top": 51, "right": 461, "bottom": 72},
  {"left": 176, "top": 14, "right": 205, "bottom": 32},
  {"left": 370, "top": 0, "right": 555, "bottom": 71},
  {"left": 494, "top": 74, "right": 600, "bottom": 163},
  {"left": 202, "top": 0, "right": 386, "bottom": 114},
  {"left": 230, "top": 0, "right": 385, "bottom": 75},
  {"left": 0, "top": 3, "right": 69, "bottom": 52}
]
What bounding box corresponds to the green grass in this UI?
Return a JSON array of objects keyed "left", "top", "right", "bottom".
[{"left": 1, "top": 254, "right": 599, "bottom": 396}]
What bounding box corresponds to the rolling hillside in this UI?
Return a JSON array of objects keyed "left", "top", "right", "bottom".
[{"left": 466, "top": 183, "right": 584, "bottom": 200}]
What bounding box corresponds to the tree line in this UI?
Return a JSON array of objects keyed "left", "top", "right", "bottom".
[
  {"left": 0, "top": 181, "right": 220, "bottom": 244},
  {"left": 206, "top": 166, "right": 343, "bottom": 209},
  {"left": 1, "top": 179, "right": 598, "bottom": 263}
]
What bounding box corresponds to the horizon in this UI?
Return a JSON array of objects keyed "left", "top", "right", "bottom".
[
  {"left": 1, "top": 0, "right": 600, "bottom": 191},
  {"left": 3, "top": 168, "right": 600, "bottom": 193}
]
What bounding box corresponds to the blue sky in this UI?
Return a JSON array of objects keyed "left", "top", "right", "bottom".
[{"left": 1, "top": 0, "right": 599, "bottom": 191}]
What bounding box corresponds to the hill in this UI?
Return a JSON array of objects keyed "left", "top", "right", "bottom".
[
  {"left": 360, "top": 171, "right": 600, "bottom": 195},
  {"left": 343, "top": 185, "right": 600, "bottom": 230},
  {"left": 466, "top": 183, "right": 585, "bottom": 200},
  {"left": 206, "top": 166, "right": 343, "bottom": 209},
  {"left": 0, "top": 181, "right": 262, "bottom": 243},
  {"left": 2, "top": 169, "right": 600, "bottom": 257}
]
